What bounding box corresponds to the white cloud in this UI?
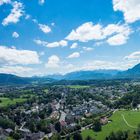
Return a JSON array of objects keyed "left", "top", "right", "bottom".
[
  {"left": 124, "top": 51, "right": 140, "bottom": 60},
  {"left": 82, "top": 60, "right": 116, "bottom": 70},
  {"left": 39, "top": 0, "right": 45, "bottom": 5},
  {"left": 34, "top": 39, "right": 48, "bottom": 47},
  {"left": 83, "top": 47, "right": 94, "bottom": 51},
  {"left": 104, "top": 24, "right": 131, "bottom": 45},
  {"left": 47, "top": 40, "right": 68, "bottom": 48},
  {"left": 2, "top": 1, "right": 24, "bottom": 26},
  {"left": 34, "top": 39, "right": 68, "bottom": 48},
  {"left": 45, "top": 55, "right": 60, "bottom": 68},
  {"left": 39, "top": 24, "right": 51, "bottom": 34},
  {"left": 0, "top": 0, "right": 11, "bottom": 5},
  {"left": 67, "top": 59, "right": 138, "bottom": 72},
  {"left": 45, "top": 55, "right": 78, "bottom": 74},
  {"left": 66, "top": 22, "right": 103, "bottom": 42},
  {"left": 12, "top": 32, "right": 19, "bottom": 38},
  {"left": 0, "top": 46, "right": 40, "bottom": 65},
  {"left": 0, "top": 66, "right": 33, "bottom": 77},
  {"left": 43, "top": 57, "right": 139, "bottom": 75},
  {"left": 103, "top": 24, "right": 130, "bottom": 37},
  {"left": 59, "top": 40, "right": 68, "bottom": 47},
  {"left": 70, "top": 43, "right": 78, "bottom": 49},
  {"left": 32, "top": 19, "right": 38, "bottom": 23},
  {"left": 25, "top": 14, "right": 30, "bottom": 20},
  {"left": 107, "top": 34, "right": 128, "bottom": 46},
  {"left": 66, "top": 22, "right": 131, "bottom": 46},
  {"left": 113, "top": 0, "right": 140, "bottom": 23},
  {"left": 51, "top": 22, "right": 55, "bottom": 26},
  {"left": 47, "top": 42, "right": 60, "bottom": 48},
  {"left": 94, "top": 41, "right": 104, "bottom": 46},
  {"left": 80, "top": 60, "right": 137, "bottom": 71},
  {"left": 67, "top": 52, "right": 80, "bottom": 59}
]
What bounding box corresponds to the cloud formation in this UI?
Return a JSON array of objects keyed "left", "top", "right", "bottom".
[
  {"left": 45, "top": 55, "right": 60, "bottom": 68},
  {"left": 67, "top": 52, "right": 80, "bottom": 59},
  {"left": 0, "top": 0, "right": 11, "bottom": 5},
  {"left": 83, "top": 47, "right": 93, "bottom": 51},
  {"left": 39, "top": 24, "right": 51, "bottom": 34},
  {"left": 0, "top": 65, "right": 33, "bottom": 76},
  {"left": 124, "top": 51, "right": 140, "bottom": 60},
  {"left": 12, "top": 32, "right": 19, "bottom": 38},
  {"left": 2, "top": 1, "right": 24, "bottom": 26},
  {"left": 0, "top": 46, "right": 40, "bottom": 65},
  {"left": 70, "top": 43, "right": 78, "bottom": 49},
  {"left": 39, "top": 0, "right": 45, "bottom": 5},
  {"left": 66, "top": 22, "right": 131, "bottom": 46},
  {"left": 113, "top": 0, "right": 140, "bottom": 23},
  {"left": 34, "top": 39, "right": 68, "bottom": 48}
]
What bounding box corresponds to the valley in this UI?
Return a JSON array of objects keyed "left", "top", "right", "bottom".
[{"left": 0, "top": 79, "right": 140, "bottom": 140}]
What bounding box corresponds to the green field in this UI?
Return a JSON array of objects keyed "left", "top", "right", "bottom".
[
  {"left": 68, "top": 85, "right": 90, "bottom": 89},
  {"left": 44, "top": 89, "right": 49, "bottom": 93},
  {"left": 82, "top": 110, "right": 140, "bottom": 140},
  {"left": 0, "top": 97, "right": 26, "bottom": 107}
]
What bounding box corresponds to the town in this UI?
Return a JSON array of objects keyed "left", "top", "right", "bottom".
[{"left": 0, "top": 80, "right": 140, "bottom": 140}]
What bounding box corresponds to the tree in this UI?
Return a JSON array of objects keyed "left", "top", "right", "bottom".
[
  {"left": 10, "top": 132, "right": 21, "bottom": 140},
  {"left": 136, "top": 124, "right": 140, "bottom": 138},
  {"left": 66, "top": 135, "right": 70, "bottom": 140},
  {"left": 106, "top": 131, "right": 128, "bottom": 140},
  {"left": 0, "top": 117, "right": 15, "bottom": 129},
  {"left": 28, "top": 121, "right": 37, "bottom": 132},
  {"left": 51, "top": 134, "right": 61, "bottom": 140},
  {"left": 93, "top": 119, "right": 102, "bottom": 132},
  {"left": 47, "top": 104, "right": 53, "bottom": 115},
  {"left": 85, "top": 136, "right": 94, "bottom": 140},
  {"left": 73, "top": 132, "right": 83, "bottom": 140},
  {"left": 55, "top": 122, "right": 61, "bottom": 133},
  {"left": 43, "top": 137, "right": 49, "bottom": 140}
]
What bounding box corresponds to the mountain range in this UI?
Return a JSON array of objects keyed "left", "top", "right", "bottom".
[{"left": 1, "top": 63, "right": 140, "bottom": 85}]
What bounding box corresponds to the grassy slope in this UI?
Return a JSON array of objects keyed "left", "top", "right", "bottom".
[{"left": 82, "top": 110, "right": 140, "bottom": 140}]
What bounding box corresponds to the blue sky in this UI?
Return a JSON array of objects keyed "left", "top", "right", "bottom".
[{"left": 0, "top": 0, "right": 140, "bottom": 76}]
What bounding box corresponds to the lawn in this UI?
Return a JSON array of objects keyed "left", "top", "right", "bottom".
[
  {"left": 0, "top": 97, "right": 26, "bottom": 107},
  {"left": 82, "top": 110, "right": 140, "bottom": 140},
  {"left": 44, "top": 89, "right": 49, "bottom": 94},
  {"left": 68, "top": 85, "right": 90, "bottom": 89}
]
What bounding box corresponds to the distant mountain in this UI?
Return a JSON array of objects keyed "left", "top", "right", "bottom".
[
  {"left": 0, "top": 74, "right": 56, "bottom": 85},
  {"left": 46, "top": 65, "right": 140, "bottom": 80},
  {"left": 44, "top": 70, "right": 120, "bottom": 80},
  {"left": 0, "top": 74, "right": 29, "bottom": 85},
  {"left": 1, "top": 63, "right": 140, "bottom": 85},
  {"left": 45, "top": 74, "right": 64, "bottom": 80},
  {"left": 63, "top": 70, "right": 120, "bottom": 80},
  {"left": 28, "top": 76, "right": 56, "bottom": 84},
  {"left": 116, "top": 63, "right": 140, "bottom": 79}
]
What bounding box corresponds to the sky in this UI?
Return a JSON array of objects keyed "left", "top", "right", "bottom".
[{"left": 0, "top": 0, "right": 140, "bottom": 76}]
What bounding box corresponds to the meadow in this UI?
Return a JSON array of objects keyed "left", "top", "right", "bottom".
[
  {"left": 82, "top": 110, "right": 140, "bottom": 140},
  {"left": 67, "top": 85, "right": 90, "bottom": 89},
  {"left": 0, "top": 97, "right": 26, "bottom": 107}
]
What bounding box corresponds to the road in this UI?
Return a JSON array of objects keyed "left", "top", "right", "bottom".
[{"left": 59, "top": 110, "right": 66, "bottom": 122}]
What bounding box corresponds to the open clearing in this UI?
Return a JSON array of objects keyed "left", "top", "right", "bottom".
[
  {"left": 0, "top": 97, "right": 26, "bottom": 107},
  {"left": 68, "top": 85, "right": 90, "bottom": 89},
  {"left": 82, "top": 110, "right": 140, "bottom": 140}
]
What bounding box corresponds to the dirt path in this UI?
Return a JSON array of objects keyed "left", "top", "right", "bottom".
[{"left": 121, "top": 114, "right": 137, "bottom": 129}]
